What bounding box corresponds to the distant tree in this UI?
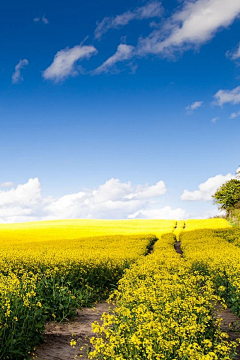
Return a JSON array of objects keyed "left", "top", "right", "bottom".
[{"left": 212, "top": 168, "right": 240, "bottom": 216}]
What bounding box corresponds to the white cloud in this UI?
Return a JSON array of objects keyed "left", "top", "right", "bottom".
[
  {"left": 95, "top": 1, "right": 162, "bottom": 40},
  {"left": 211, "top": 117, "right": 219, "bottom": 123},
  {"left": 0, "top": 182, "right": 14, "bottom": 188},
  {"left": 99, "top": 0, "right": 240, "bottom": 72},
  {"left": 214, "top": 86, "right": 240, "bottom": 106},
  {"left": 227, "top": 42, "right": 240, "bottom": 60},
  {"left": 180, "top": 172, "right": 236, "bottom": 201},
  {"left": 0, "top": 178, "right": 41, "bottom": 207},
  {"left": 34, "top": 15, "right": 49, "bottom": 24},
  {"left": 12, "top": 59, "right": 29, "bottom": 84},
  {"left": 229, "top": 110, "right": 240, "bottom": 119},
  {"left": 128, "top": 206, "right": 187, "bottom": 220},
  {"left": 43, "top": 44, "right": 97, "bottom": 82},
  {"left": 137, "top": 0, "right": 240, "bottom": 56},
  {"left": 186, "top": 100, "right": 203, "bottom": 111},
  {"left": 125, "top": 181, "right": 166, "bottom": 200},
  {"left": 0, "top": 177, "right": 169, "bottom": 223},
  {"left": 94, "top": 44, "right": 134, "bottom": 74}
]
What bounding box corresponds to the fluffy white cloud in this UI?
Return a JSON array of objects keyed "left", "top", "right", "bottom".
[
  {"left": 125, "top": 181, "right": 166, "bottom": 200},
  {"left": 180, "top": 172, "right": 236, "bottom": 201},
  {"left": 0, "top": 177, "right": 169, "bottom": 223},
  {"left": 186, "top": 101, "right": 203, "bottom": 111},
  {"left": 94, "top": 44, "right": 134, "bottom": 74},
  {"left": 12, "top": 59, "right": 29, "bottom": 84},
  {"left": 137, "top": 0, "right": 240, "bottom": 56},
  {"left": 229, "top": 110, "right": 240, "bottom": 119},
  {"left": 0, "top": 178, "right": 41, "bottom": 207},
  {"left": 43, "top": 44, "right": 97, "bottom": 82},
  {"left": 0, "top": 178, "right": 41, "bottom": 223},
  {"left": 213, "top": 86, "right": 240, "bottom": 106},
  {"left": 128, "top": 206, "right": 187, "bottom": 220},
  {"left": 95, "top": 1, "right": 162, "bottom": 40}
]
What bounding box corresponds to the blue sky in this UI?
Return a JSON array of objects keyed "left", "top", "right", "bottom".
[{"left": 0, "top": 0, "right": 240, "bottom": 222}]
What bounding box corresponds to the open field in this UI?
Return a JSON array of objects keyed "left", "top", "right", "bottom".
[{"left": 0, "top": 218, "right": 239, "bottom": 359}]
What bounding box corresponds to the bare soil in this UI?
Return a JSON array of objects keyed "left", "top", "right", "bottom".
[
  {"left": 216, "top": 305, "right": 240, "bottom": 359},
  {"left": 174, "top": 241, "right": 183, "bottom": 256},
  {"left": 33, "top": 302, "right": 110, "bottom": 360}
]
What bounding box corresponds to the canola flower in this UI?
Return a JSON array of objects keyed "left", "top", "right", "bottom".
[
  {"left": 89, "top": 229, "right": 237, "bottom": 360},
  {"left": 173, "top": 219, "right": 186, "bottom": 240},
  {"left": 184, "top": 219, "right": 231, "bottom": 232},
  {"left": 0, "top": 219, "right": 176, "bottom": 359},
  {"left": 181, "top": 227, "right": 240, "bottom": 316},
  {"left": 0, "top": 218, "right": 233, "bottom": 359}
]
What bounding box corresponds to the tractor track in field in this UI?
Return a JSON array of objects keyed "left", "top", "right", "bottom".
[
  {"left": 34, "top": 225, "right": 240, "bottom": 360},
  {"left": 216, "top": 305, "right": 240, "bottom": 359},
  {"left": 173, "top": 222, "right": 240, "bottom": 359},
  {"left": 33, "top": 302, "right": 110, "bottom": 360},
  {"left": 32, "top": 236, "right": 156, "bottom": 360},
  {"left": 174, "top": 241, "right": 183, "bottom": 256}
]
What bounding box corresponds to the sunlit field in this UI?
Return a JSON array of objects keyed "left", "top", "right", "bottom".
[{"left": 0, "top": 218, "right": 238, "bottom": 360}]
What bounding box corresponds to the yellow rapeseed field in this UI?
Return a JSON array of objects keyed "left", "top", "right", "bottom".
[
  {"left": 89, "top": 228, "right": 237, "bottom": 360},
  {"left": 0, "top": 219, "right": 176, "bottom": 359},
  {"left": 184, "top": 218, "right": 231, "bottom": 231},
  {"left": 0, "top": 218, "right": 236, "bottom": 359}
]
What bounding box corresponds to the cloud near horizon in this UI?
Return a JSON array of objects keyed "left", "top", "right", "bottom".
[
  {"left": 0, "top": 181, "right": 14, "bottom": 188},
  {"left": 0, "top": 177, "right": 188, "bottom": 223},
  {"left": 180, "top": 171, "right": 238, "bottom": 201}
]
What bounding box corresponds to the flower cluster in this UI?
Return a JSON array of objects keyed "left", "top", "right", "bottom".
[{"left": 181, "top": 226, "right": 240, "bottom": 316}]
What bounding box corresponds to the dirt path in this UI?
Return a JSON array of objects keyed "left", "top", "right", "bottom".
[
  {"left": 33, "top": 302, "right": 110, "bottom": 360},
  {"left": 216, "top": 305, "right": 240, "bottom": 359},
  {"left": 174, "top": 241, "right": 183, "bottom": 256}
]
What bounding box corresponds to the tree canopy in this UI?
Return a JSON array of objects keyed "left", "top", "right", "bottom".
[{"left": 212, "top": 170, "right": 240, "bottom": 215}]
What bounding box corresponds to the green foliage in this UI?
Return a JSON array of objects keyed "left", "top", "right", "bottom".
[
  {"left": 229, "top": 209, "right": 240, "bottom": 227},
  {"left": 212, "top": 176, "right": 240, "bottom": 214}
]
